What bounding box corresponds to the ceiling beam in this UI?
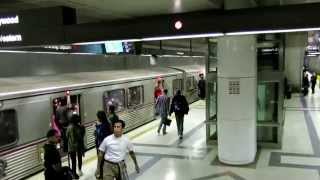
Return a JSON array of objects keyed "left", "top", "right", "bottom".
[{"left": 2, "top": 3, "right": 320, "bottom": 47}]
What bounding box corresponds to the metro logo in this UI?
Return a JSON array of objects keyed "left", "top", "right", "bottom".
[{"left": 0, "top": 15, "right": 19, "bottom": 26}]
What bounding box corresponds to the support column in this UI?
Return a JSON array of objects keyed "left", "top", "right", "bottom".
[
  {"left": 217, "top": 35, "right": 257, "bottom": 164},
  {"left": 284, "top": 32, "right": 307, "bottom": 92}
]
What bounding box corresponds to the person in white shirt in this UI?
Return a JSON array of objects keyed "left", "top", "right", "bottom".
[{"left": 95, "top": 119, "right": 139, "bottom": 180}]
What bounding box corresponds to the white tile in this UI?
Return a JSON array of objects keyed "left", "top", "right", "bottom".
[
  {"left": 281, "top": 156, "right": 320, "bottom": 166},
  {"left": 281, "top": 111, "right": 314, "bottom": 154}
]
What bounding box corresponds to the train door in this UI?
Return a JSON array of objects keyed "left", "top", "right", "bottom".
[
  {"left": 51, "top": 93, "right": 82, "bottom": 153},
  {"left": 172, "top": 78, "right": 183, "bottom": 96}
]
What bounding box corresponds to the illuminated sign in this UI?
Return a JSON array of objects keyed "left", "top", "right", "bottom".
[
  {"left": 44, "top": 45, "right": 72, "bottom": 50},
  {"left": 0, "top": 15, "right": 22, "bottom": 43},
  {"left": 0, "top": 34, "right": 22, "bottom": 42},
  {"left": 0, "top": 15, "right": 19, "bottom": 26}
]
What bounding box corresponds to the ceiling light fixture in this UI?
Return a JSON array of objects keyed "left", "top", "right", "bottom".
[
  {"left": 72, "top": 39, "right": 141, "bottom": 45},
  {"left": 142, "top": 33, "right": 224, "bottom": 41},
  {"left": 226, "top": 27, "right": 320, "bottom": 36}
]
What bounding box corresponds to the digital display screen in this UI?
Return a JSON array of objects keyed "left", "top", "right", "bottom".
[
  {"left": 105, "top": 41, "right": 124, "bottom": 53},
  {"left": 104, "top": 41, "right": 134, "bottom": 54},
  {"left": 123, "top": 42, "right": 134, "bottom": 53}
]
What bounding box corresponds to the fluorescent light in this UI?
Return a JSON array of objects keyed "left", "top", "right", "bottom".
[
  {"left": 0, "top": 50, "right": 96, "bottom": 55},
  {"left": 307, "top": 54, "right": 317, "bottom": 57},
  {"left": 309, "top": 52, "right": 320, "bottom": 55},
  {"left": 0, "top": 50, "right": 66, "bottom": 54},
  {"left": 73, "top": 33, "right": 223, "bottom": 45},
  {"left": 159, "top": 54, "right": 204, "bottom": 58},
  {"left": 226, "top": 27, "right": 320, "bottom": 36},
  {"left": 73, "top": 39, "right": 141, "bottom": 45},
  {"left": 141, "top": 33, "right": 224, "bottom": 41}
]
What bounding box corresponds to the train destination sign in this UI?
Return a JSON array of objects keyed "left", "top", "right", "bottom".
[
  {"left": 0, "top": 34, "right": 22, "bottom": 43},
  {"left": 0, "top": 15, "right": 19, "bottom": 27},
  {"left": 0, "top": 15, "right": 22, "bottom": 43},
  {"left": 0, "top": 6, "right": 76, "bottom": 47}
]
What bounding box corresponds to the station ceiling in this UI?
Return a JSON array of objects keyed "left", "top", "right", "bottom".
[{"left": 1, "top": 0, "right": 320, "bottom": 23}]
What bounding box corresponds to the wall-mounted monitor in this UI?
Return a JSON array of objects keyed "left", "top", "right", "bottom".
[{"left": 104, "top": 41, "right": 124, "bottom": 53}]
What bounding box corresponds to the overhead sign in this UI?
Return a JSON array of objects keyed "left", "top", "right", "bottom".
[
  {"left": 0, "top": 15, "right": 19, "bottom": 26},
  {"left": 0, "top": 6, "right": 76, "bottom": 48},
  {"left": 0, "top": 34, "right": 22, "bottom": 43},
  {"left": 0, "top": 15, "right": 22, "bottom": 43}
]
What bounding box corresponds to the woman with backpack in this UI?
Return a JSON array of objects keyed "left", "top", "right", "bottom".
[{"left": 169, "top": 90, "right": 189, "bottom": 139}]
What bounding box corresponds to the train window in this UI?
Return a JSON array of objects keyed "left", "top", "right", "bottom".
[
  {"left": 173, "top": 79, "right": 183, "bottom": 95},
  {"left": 128, "top": 86, "right": 144, "bottom": 108},
  {"left": 104, "top": 89, "right": 125, "bottom": 112},
  {"left": 186, "top": 77, "right": 195, "bottom": 90},
  {"left": 0, "top": 109, "right": 18, "bottom": 148}
]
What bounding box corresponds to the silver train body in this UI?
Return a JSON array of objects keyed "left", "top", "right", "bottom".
[{"left": 0, "top": 65, "right": 203, "bottom": 180}]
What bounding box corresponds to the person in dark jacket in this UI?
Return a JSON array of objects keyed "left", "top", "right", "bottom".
[
  {"left": 107, "top": 105, "right": 119, "bottom": 124},
  {"left": 94, "top": 110, "right": 112, "bottom": 153},
  {"left": 311, "top": 72, "right": 317, "bottom": 94},
  {"left": 43, "top": 129, "right": 62, "bottom": 180},
  {"left": 170, "top": 90, "right": 189, "bottom": 139},
  {"left": 302, "top": 72, "right": 310, "bottom": 96},
  {"left": 66, "top": 115, "right": 85, "bottom": 179},
  {"left": 198, "top": 73, "right": 206, "bottom": 99}
]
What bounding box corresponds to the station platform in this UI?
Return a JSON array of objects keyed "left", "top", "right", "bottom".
[{"left": 27, "top": 93, "right": 320, "bottom": 180}]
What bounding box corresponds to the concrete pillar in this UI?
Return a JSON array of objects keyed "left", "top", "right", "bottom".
[
  {"left": 217, "top": 35, "right": 257, "bottom": 164},
  {"left": 284, "top": 32, "right": 307, "bottom": 92}
]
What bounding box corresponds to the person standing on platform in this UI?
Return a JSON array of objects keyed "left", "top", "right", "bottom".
[
  {"left": 170, "top": 90, "right": 189, "bottom": 139},
  {"left": 107, "top": 105, "right": 119, "bottom": 125},
  {"left": 197, "top": 73, "right": 206, "bottom": 99},
  {"left": 95, "top": 119, "right": 140, "bottom": 180},
  {"left": 155, "top": 89, "right": 170, "bottom": 135},
  {"left": 55, "top": 101, "right": 69, "bottom": 152},
  {"left": 302, "top": 72, "right": 310, "bottom": 96},
  {"left": 43, "top": 129, "right": 62, "bottom": 180},
  {"left": 94, "top": 110, "right": 112, "bottom": 153},
  {"left": 154, "top": 80, "right": 163, "bottom": 101},
  {"left": 311, "top": 72, "right": 317, "bottom": 94},
  {"left": 66, "top": 115, "right": 85, "bottom": 179}
]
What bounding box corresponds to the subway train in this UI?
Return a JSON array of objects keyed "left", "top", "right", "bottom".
[{"left": 0, "top": 64, "right": 204, "bottom": 180}]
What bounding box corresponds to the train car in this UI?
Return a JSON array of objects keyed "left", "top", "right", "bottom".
[
  {"left": 0, "top": 65, "right": 204, "bottom": 180},
  {"left": 170, "top": 65, "right": 205, "bottom": 103}
]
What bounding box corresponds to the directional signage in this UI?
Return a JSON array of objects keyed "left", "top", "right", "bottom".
[{"left": 0, "top": 6, "right": 76, "bottom": 47}]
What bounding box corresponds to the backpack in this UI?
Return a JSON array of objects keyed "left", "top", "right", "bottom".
[
  {"left": 174, "top": 100, "right": 184, "bottom": 112},
  {"left": 60, "top": 166, "right": 73, "bottom": 180}
]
